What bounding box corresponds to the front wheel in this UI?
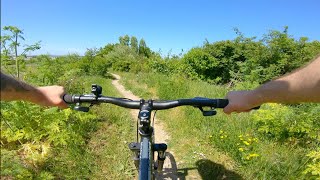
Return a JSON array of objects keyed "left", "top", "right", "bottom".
[{"left": 139, "top": 137, "right": 154, "bottom": 180}]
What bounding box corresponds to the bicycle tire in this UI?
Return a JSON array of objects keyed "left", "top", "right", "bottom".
[{"left": 139, "top": 137, "right": 154, "bottom": 180}]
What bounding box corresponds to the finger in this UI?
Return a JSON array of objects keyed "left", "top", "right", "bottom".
[
  {"left": 223, "top": 105, "right": 233, "bottom": 114},
  {"left": 59, "top": 103, "right": 69, "bottom": 109}
]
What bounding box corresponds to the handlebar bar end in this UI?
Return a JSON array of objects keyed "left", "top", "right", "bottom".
[{"left": 63, "top": 94, "right": 73, "bottom": 103}]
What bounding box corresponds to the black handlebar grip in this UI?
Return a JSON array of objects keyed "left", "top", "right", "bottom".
[
  {"left": 216, "top": 99, "right": 229, "bottom": 108},
  {"left": 216, "top": 99, "right": 260, "bottom": 110},
  {"left": 63, "top": 94, "right": 73, "bottom": 103},
  {"left": 217, "top": 99, "right": 260, "bottom": 110},
  {"left": 252, "top": 106, "right": 260, "bottom": 110}
]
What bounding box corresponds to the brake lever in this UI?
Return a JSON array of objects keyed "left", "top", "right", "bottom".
[
  {"left": 198, "top": 107, "right": 217, "bottom": 116},
  {"left": 72, "top": 83, "right": 103, "bottom": 112},
  {"left": 73, "top": 102, "right": 97, "bottom": 112},
  {"left": 74, "top": 103, "right": 90, "bottom": 112}
]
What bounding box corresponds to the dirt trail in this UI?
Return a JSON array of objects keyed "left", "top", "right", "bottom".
[{"left": 111, "top": 73, "right": 179, "bottom": 179}]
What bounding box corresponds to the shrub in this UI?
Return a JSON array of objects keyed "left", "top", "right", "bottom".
[
  {"left": 253, "top": 103, "right": 320, "bottom": 143},
  {"left": 304, "top": 149, "right": 320, "bottom": 179}
]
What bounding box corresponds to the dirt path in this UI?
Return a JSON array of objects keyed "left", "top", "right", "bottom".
[{"left": 111, "top": 73, "right": 179, "bottom": 179}]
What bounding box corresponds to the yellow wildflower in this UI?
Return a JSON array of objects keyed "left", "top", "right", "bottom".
[
  {"left": 249, "top": 153, "right": 260, "bottom": 157},
  {"left": 243, "top": 141, "right": 250, "bottom": 146}
]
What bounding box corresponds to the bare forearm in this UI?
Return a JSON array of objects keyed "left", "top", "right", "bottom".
[
  {"left": 0, "top": 71, "right": 67, "bottom": 108},
  {"left": 0, "top": 72, "right": 40, "bottom": 102},
  {"left": 254, "top": 56, "right": 320, "bottom": 104},
  {"left": 224, "top": 56, "right": 320, "bottom": 114}
]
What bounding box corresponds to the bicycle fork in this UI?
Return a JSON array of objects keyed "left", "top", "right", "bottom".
[
  {"left": 154, "top": 143, "right": 167, "bottom": 172},
  {"left": 128, "top": 142, "right": 167, "bottom": 172}
]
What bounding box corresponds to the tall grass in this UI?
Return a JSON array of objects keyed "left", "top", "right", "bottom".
[{"left": 76, "top": 76, "right": 137, "bottom": 179}]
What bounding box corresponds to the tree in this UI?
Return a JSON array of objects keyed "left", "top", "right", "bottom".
[
  {"left": 138, "top": 38, "right": 151, "bottom": 57},
  {"left": 0, "top": 35, "right": 14, "bottom": 75},
  {"left": 119, "top": 35, "right": 130, "bottom": 46},
  {"left": 130, "top": 36, "right": 138, "bottom": 53},
  {"left": 105, "top": 45, "right": 137, "bottom": 72},
  {"left": 2, "top": 26, "right": 41, "bottom": 78},
  {"left": 2, "top": 26, "right": 24, "bottom": 78},
  {"left": 3, "top": 26, "right": 24, "bottom": 58},
  {"left": 138, "top": 38, "right": 146, "bottom": 54},
  {"left": 0, "top": 35, "right": 11, "bottom": 57},
  {"left": 97, "top": 43, "right": 115, "bottom": 56},
  {"left": 84, "top": 48, "right": 98, "bottom": 60}
]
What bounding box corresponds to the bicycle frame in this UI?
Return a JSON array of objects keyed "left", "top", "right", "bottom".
[{"left": 129, "top": 99, "right": 167, "bottom": 180}]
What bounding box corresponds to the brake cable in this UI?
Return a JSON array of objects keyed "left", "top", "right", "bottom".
[{"left": 152, "top": 110, "right": 158, "bottom": 127}]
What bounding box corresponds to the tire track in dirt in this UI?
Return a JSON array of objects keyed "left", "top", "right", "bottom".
[{"left": 111, "top": 73, "right": 180, "bottom": 179}]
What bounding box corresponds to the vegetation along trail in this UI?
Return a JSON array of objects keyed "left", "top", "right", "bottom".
[{"left": 111, "top": 73, "right": 180, "bottom": 179}]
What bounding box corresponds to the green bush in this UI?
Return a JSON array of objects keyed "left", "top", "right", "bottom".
[
  {"left": 0, "top": 101, "right": 98, "bottom": 179},
  {"left": 104, "top": 44, "right": 139, "bottom": 72},
  {"left": 253, "top": 103, "right": 320, "bottom": 143},
  {"left": 181, "top": 48, "right": 221, "bottom": 82},
  {"left": 304, "top": 149, "right": 320, "bottom": 179},
  {"left": 1, "top": 102, "right": 97, "bottom": 146}
]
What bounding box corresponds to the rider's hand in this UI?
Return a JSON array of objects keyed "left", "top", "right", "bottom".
[
  {"left": 223, "top": 90, "right": 262, "bottom": 114},
  {"left": 32, "top": 86, "right": 68, "bottom": 109}
]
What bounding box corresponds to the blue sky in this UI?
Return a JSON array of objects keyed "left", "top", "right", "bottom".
[{"left": 1, "top": 0, "right": 320, "bottom": 56}]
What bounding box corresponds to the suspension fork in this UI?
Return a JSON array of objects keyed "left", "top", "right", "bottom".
[{"left": 154, "top": 143, "right": 167, "bottom": 172}]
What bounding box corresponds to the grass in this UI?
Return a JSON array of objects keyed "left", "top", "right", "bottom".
[
  {"left": 119, "top": 71, "right": 317, "bottom": 179},
  {"left": 60, "top": 76, "right": 137, "bottom": 179}
]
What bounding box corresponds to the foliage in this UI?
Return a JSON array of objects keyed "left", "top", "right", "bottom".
[
  {"left": 148, "top": 56, "right": 183, "bottom": 74},
  {"left": 1, "top": 25, "right": 41, "bottom": 78},
  {"left": 94, "top": 35, "right": 156, "bottom": 72},
  {"left": 253, "top": 103, "right": 320, "bottom": 143},
  {"left": 1, "top": 102, "right": 97, "bottom": 146},
  {"left": 104, "top": 44, "right": 138, "bottom": 72},
  {"left": 0, "top": 101, "right": 98, "bottom": 178},
  {"left": 97, "top": 43, "right": 115, "bottom": 57},
  {"left": 304, "top": 149, "right": 320, "bottom": 179},
  {"left": 179, "top": 27, "right": 320, "bottom": 84},
  {"left": 77, "top": 49, "right": 110, "bottom": 76},
  {"left": 130, "top": 36, "right": 139, "bottom": 53},
  {"left": 138, "top": 38, "right": 152, "bottom": 57},
  {"left": 181, "top": 47, "right": 221, "bottom": 82},
  {"left": 1, "top": 149, "right": 34, "bottom": 179},
  {"left": 27, "top": 55, "right": 63, "bottom": 85}
]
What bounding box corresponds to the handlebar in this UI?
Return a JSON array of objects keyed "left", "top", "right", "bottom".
[
  {"left": 63, "top": 94, "right": 229, "bottom": 110},
  {"left": 63, "top": 83, "right": 259, "bottom": 114}
]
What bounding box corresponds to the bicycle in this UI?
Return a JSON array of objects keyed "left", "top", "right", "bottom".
[{"left": 63, "top": 84, "right": 257, "bottom": 180}]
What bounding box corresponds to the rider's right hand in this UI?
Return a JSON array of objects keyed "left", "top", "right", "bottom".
[{"left": 223, "top": 90, "right": 262, "bottom": 114}]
